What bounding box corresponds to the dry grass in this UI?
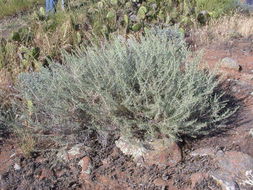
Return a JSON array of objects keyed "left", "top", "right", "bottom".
[
  {"left": 190, "top": 12, "right": 253, "bottom": 46},
  {"left": 0, "top": 0, "right": 43, "bottom": 19}
]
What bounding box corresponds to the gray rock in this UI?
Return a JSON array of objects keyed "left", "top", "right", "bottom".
[
  {"left": 67, "top": 144, "right": 85, "bottom": 159},
  {"left": 190, "top": 147, "right": 217, "bottom": 157},
  {"left": 56, "top": 149, "right": 69, "bottom": 161},
  {"left": 211, "top": 171, "right": 240, "bottom": 190},
  {"left": 211, "top": 151, "right": 253, "bottom": 190},
  {"left": 221, "top": 57, "right": 242, "bottom": 71},
  {"left": 115, "top": 137, "right": 182, "bottom": 167},
  {"left": 78, "top": 156, "right": 92, "bottom": 175}
]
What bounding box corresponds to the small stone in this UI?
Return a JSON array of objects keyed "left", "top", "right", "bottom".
[
  {"left": 153, "top": 178, "right": 167, "bottom": 186},
  {"left": 162, "top": 173, "right": 171, "bottom": 180},
  {"left": 190, "top": 148, "right": 216, "bottom": 157},
  {"left": 39, "top": 168, "right": 54, "bottom": 180},
  {"left": 79, "top": 156, "right": 93, "bottom": 181},
  {"left": 14, "top": 163, "right": 21, "bottom": 171},
  {"left": 67, "top": 144, "right": 85, "bottom": 160},
  {"left": 79, "top": 156, "right": 92, "bottom": 175},
  {"left": 221, "top": 57, "right": 242, "bottom": 71},
  {"left": 115, "top": 137, "right": 182, "bottom": 167},
  {"left": 249, "top": 128, "right": 253, "bottom": 137},
  {"left": 57, "top": 149, "right": 68, "bottom": 161},
  {"left": 216, "top": 150, "right": 225, "bottom": 157}
]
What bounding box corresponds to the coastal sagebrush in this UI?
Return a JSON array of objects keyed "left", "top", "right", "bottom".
[{"left": 17, "top": 27, "right": 235, "bottom": 142}]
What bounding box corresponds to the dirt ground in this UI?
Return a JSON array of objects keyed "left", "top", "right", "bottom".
[{"left": 1, "top": 17, "right": 253, "bottom": 189}]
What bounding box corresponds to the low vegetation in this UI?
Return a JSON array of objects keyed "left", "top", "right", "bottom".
[
  {"left": 0, "top": 0, "right": 240, "bottom": 80},
  {"left": 0, "top": 0, "right": 43, "bottom": 19},
  {"left": 0, "top": 0, "right": 240, "bottom": 153},
  {"left": 14, "top": 28, "right": 235, "bottom": 145}
]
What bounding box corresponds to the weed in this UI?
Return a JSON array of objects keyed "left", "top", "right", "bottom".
[
  {"left": 195, "top": 0, "right": 238, "bottom": 18},
  {"left": 0, "top": 0, "right": 43, "bottom": 19}
]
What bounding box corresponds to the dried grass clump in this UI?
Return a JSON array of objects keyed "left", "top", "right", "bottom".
[{"left": 190, "top": 12, "right": 253, "bottom": 46}]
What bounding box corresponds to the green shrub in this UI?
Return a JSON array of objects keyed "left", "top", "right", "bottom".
[
  {"left": 1, "top": 0, "right": 240, "bottom": 81},
  {"left": 16, "top": 27, "right": 236, "bottom": 143},
  {"left": 0, "top": 87, "right": 16, "bottom": 136}
]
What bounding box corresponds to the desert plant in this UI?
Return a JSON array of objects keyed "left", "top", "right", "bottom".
[
  {"left": 16, "top": 27, "right": 236, "bottom": 143},
  {"left": 0, "top": 0, "right": 43, "bottom": 19},
  {"left": 195, "top": 0, "right": 238, "bottom": 18}
]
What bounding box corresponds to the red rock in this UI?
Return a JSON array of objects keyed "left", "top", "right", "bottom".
[
  {"left": 79, "top": 172, "right": 90, "bottom": 181},
  {"left": 79, "top": 156, "right": 92, "bottom": 174},
  {"left": 190, "top": 172, "right": 208, "bottom": 188},
  {"left": 144, "top": 139, "right": 182, "bottom": 167},
  {"left": 153, "top": 178, "right": 167, "bottom": 186},
  {"left": 96, "top": 175, "right": 128, "bottom": 189},
  {"left": 39, "top": 168, "right": 54, "bottom": 180}
]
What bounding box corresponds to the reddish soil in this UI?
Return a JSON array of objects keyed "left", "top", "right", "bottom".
[{"left": 0, "top": 37, "right": 253, "bottom": 190}]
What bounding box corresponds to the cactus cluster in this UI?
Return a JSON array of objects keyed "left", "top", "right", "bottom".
[{"left": 0, "top": 0, "right": 238, "bottom": 79}]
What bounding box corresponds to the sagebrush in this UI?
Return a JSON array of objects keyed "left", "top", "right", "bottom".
[{"left": 16, "top": 27, "right": 235, "bottom": 143}]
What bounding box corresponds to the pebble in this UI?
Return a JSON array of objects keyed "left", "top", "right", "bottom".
[{"left": 14, "top": 163, "right": 21, "bottom": 171}]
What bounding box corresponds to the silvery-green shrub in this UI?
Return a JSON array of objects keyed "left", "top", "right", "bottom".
[{"left": 17, "top": 27, "right": 236, "bottom": 142}]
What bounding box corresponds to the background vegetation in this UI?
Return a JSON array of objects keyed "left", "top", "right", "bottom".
[
  {"left": 0, "top": 0, "right": 241, "bottom": 153},
  {"left": 0, "top": 0, "right": 43, "bottom": 18},
  {"left": 0, "top": 0, "right": 240, "bottom": 81}
]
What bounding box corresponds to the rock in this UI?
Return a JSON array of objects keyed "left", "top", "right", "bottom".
[
  {"left": 190, "top": 172, "right": 209, "bottom": 188},
  {"left": 221, "top": 57, "right": 242, "bottom": 71},
  {"left": 153, "top": 178, "right": 167, "bottom": 186},
  {"left": 13, "top": 163, "right": 21, "bottom": 171},
  {"left": 79, "top": 156, "right": 92, "bottom": 174},
  {"left": 216, "top": 151, "right": 253, "bottom": 174},
  {"left": 115, "top": 137, "right": 147, "bottom": 159},
  {"left": 38, "top": 168, "right": 54, "bottom": 180},
  {"left": 211, "top": 171, "right": 240, "bottom": 190},
  {"left": 57, "top": 149, "right": 69, "bottom": 161},
  {"left": 67, "top": 144, "right": 85, "bottom": 160},
  {"left": 211, "top": 151, "right": 253, "bottom": 190},
  {"left": 190, "top": 148, "right": 216, "bottom": 157},
  {"left": 57, "top": 144, "right": 86, "bottom": 161},
  {"left": 115, "top": 137, "right": 182, "bottom": 167},
  {"left": 249, "top": 128, "right": 253, "bottom": 137}
]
